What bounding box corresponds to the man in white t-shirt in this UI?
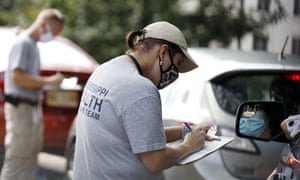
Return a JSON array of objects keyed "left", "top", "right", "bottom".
[{"left": 1, "top": 9, "right": 65, "bottom": 180}]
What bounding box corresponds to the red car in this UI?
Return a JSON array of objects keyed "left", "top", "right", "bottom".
[{"left": 0, "top": 27, "right": 98, "bottom": 154}]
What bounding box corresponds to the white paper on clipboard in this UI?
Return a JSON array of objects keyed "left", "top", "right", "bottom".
[
  {"left": 168, "top": 131, "right": 234, "bottom": 166},
  {"left": 177, "top": 135, "right": 234, "bottom": 165}
]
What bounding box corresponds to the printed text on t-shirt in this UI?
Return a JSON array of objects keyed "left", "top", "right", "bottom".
[{"left": 79, "top": 81, "right": 109, "bottom": 120}]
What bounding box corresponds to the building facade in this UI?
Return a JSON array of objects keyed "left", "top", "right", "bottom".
[{"left": 229, "top": 0, "right": 300, "bottom": 56}]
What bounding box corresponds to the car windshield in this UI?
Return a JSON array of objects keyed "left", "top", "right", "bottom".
[{"left": 211, "top": 72, "right": 300, "bottom": 116}]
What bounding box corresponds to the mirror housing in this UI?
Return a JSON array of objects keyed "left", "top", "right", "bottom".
[{"left": 235, "top": 101, "right": 289, "bottom": 143}]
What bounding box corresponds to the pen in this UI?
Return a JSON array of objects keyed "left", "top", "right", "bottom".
[{"left": 184, "top": 122, "right": 193, "bottom": 132}]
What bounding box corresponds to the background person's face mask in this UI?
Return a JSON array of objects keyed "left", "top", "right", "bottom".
[
  {"left": 240, "top": 111, "right": 266, "bottom": 137},
  {"left": 39, "top": 23, "right": 54, "bottom": 42},
  {"left": 157, "top": 51, "right": 179, "bottom": 89}
]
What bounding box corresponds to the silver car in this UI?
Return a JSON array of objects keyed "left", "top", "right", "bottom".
[{"left": 160, "top": 48, "right": 300, "bottom": 180}]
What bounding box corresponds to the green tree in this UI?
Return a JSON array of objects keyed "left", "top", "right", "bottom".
[{"left": 0, "top": 0, "right": 286, "bottom": 64}]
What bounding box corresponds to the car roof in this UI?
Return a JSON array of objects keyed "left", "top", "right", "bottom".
[
  {"left": 187, "top": 47, "right": 300, "bottom": 80},
  {"left": 0, "top": 27, "right": 98, "bottom": 73}
]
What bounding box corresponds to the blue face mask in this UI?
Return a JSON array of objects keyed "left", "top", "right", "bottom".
[{"left": 240, "top": 111, "right": 266, "bottom": 137}]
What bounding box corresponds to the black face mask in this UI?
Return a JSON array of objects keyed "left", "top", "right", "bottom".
[{"left": 157, "top": 50, "right": 179, "bottom": 89}]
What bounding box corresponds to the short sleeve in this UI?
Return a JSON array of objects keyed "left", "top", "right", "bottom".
[
  {"left": 9, "top": 39, "right": 30, "bottom": 72},
  {"left": 122, "top": 96, "right": 166, "bottom": 154}
]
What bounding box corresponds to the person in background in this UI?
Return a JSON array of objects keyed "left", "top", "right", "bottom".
[
  {"left": 1, "top": 9, "right": 65, "bottom": 180},
  {"left": 73, "top": 21, "right": 211, "bottom": 180}
]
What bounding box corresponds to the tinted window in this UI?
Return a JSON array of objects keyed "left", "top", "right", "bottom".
[
  {"left": 253, "top": 34, "right": 268, "bottom": 51},
  {"left": 257, "top": 0, "right": 270, "bottom": 12},
  {"left": 295, "top": 0, "right": 300, "bottom": 15},
  {"left": 212, "top": 73, "right": 300, "bottom": 116},
  {"left": 292, "top": 38, "right": 300, "bottom": 56}
]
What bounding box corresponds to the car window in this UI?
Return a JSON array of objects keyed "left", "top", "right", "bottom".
[{"left": 211, "top": 73, "right": 300, "bottom": 116}]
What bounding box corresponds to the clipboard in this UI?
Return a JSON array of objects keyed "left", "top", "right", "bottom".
[
  {"left": 168, "top": 127, "right": 235, "bottom": 165},
  {"left": 177, "top": 135, "right": 234, "bottom": 165}
]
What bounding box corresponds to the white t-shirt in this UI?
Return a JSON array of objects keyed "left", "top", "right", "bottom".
[
  {"left": 73, "top": 56, "right": 166, "bottom": 180},
  {"left": 4, "top": 33, "right": 41, "bottom": 100}
]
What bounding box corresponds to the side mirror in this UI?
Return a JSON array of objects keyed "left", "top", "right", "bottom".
[{"left": 235, "top": 101, "right": 289, "bottom": 143}]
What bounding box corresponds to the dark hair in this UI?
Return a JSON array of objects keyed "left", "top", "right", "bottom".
[
  {"left": 125, "top": 30, "right": 181, "bottom": 58},
  {"left": 126, "top": 30, "right": 144, "bottom": 49}
]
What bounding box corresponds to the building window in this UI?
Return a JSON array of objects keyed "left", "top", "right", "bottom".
[
  {"left": 292, "top": 38, "right": 300, "bottom": 56},
  {"left": 253, "top": 35, "right": 268, "bottom": 51},
  {"left": 257, "top": 0, "right": 270, "bottom": 12},
  {"left": 295, "top": 0, "right": 300, "bottom": 15}
]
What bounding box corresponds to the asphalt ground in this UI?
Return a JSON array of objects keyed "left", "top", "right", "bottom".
[
  {"left": 0, "top": 152, "right": 69, "bottom": 180},
  {"left": 36, "top": 153, "right": 69, "bottom": 180}
]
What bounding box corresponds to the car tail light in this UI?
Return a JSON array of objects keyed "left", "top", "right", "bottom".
[
  {"left": 282, "top": 155, "right": 300, "bottom": 168},
  {"left": 285, "top": 73, "right": 300, "bottom": 82},
  {"left": 0, "top": 80, "right": 3, "bottom": 88}
]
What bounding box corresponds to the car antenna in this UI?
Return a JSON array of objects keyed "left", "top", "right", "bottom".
[{"left": 278, "top": 35, "right": 289, "bottom": 62}]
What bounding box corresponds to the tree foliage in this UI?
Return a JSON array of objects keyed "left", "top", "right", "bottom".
[{"left": 0, "top": 0, "right": 285, "bottom": 63}]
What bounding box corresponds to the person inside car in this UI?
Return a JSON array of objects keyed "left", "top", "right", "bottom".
[{"left": 239, "top": 104, "right": 272, "bottom": 139}]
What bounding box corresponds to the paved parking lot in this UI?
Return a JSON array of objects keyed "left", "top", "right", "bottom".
[
  {"left": 36, "top": 153, "right": 69, "bottom": 180},
  {"left": 0, "top": 151, "right": 69, "bottom": 180}
]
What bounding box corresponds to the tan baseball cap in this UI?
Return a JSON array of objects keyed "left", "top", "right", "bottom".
[{"left": 141, "top": 21, "right": 198, "bottom": 73}]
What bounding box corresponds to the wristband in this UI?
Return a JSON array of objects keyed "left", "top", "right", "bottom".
[{"left": 182, "top": 125, "right": 190, "bottom": 139}]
